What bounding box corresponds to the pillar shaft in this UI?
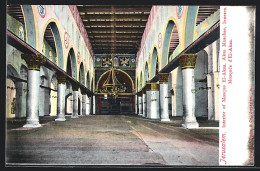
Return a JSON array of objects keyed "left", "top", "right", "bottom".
[
  {"left": 22, "top": 54, "right": 46, "bottom": 128},
  {"left": 146, "top": 83, "right": 160, "bottom": 119},
  {"left": 142, "top": 93, "right": 146, "bottom": 117},
  {"left": 55, "top": 83, "right": 66, "bottom": 121},
  {"left": 207, "top": 73, "right": 215, "bottom": 120},
  {"left": 86, "top": 96, "right": 90, "bottom": 115},
  {"left": 55, "top": 73, "right": 66, "bottom": 121},
  {"left": 24, "top": 70, "right": 41, "bottom": 127},
  {"left": 92, "top": 95, "right": 96, "bottom": 114},
  {"left": 159, "top": 73, "right": 170, "bottom": 122},
  {"left": 179, "top": 54, "right": 199, "bottom": 128},
  {"left": 135, "top": 95, "right": 138, "bottom": 114},
  {"left": 82, "top": 94, "right": 87, "bottom": 116},
  {"left": 72, "top": 91, "right": 79, "bottom": 118},
  {"left": 138, "top": 96, "right": 143, "bottom": 116}
]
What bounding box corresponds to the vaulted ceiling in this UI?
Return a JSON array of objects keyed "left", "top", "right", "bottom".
[{"left": 77, "top": 5, "right": 152, "bottom": 54}]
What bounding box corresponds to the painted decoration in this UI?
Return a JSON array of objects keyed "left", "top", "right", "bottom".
[
  {"left": 102, "top": 56, "right": 112, "bottom": 67},
  {"left": 38, "top": 5, "right": 46, "bottom": 18},
  {"left": 18, "top": 26, "right": 24, "bottom": 40},
  {"left": 42, "top": 43, "right": 45, "bottom": 54},
  {"left": 64, "top": 32, "right": 69, "bottom": 49},
  {"left": 77, "top": 52, "right": 81, "bottom": 64},
  {"left": 119, "top": 57, "right": 130, "bottom": 67},
  {"left": 158, "top": 33, "right": 162, "bottom": 49},
  {"left": 49, "top": 51, "right": 53, "bottom": 57},
  {"left": 177, "top": 6, "right": 183, "bottom": 19}
]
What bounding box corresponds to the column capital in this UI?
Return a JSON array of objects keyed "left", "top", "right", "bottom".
[
  {"left": 179, "top": 53, "right": 197, "bottom": 69},
  {"left": 158, "top": 73, "right": 169, "bottom": 84},
  {"left": 21, "top": 54, "right": 46, "bottom": 70},
  {"left": 146, "top": 82, "right": 159, "bottom": 91},
  {"left": 57, "top": 73, "right": 67, "bottom": 84}
]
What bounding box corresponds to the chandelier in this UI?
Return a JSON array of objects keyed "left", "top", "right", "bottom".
[{"left": 100, "top": 68, "right": 126, "bottom": 98}]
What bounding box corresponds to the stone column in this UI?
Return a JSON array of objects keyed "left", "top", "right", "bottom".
[
  {"left": 179, "top": 54, "right": 199, "bottom": 128},
  {"left": 92, "top": 95, "right": 96, "bottom": 114},
  {"left": 82, "top": 92, "right": 87, "bottom": 116},
  {"left": 146, "top": 82, "right": 160, "bottom": 119},
  {"left": 135, "top": 94, "right": 138, "bottom": 114},
  {"left": 86, "top": 95, "right": 90, "bottom": 115},
  {"left": 21, "top": 54, "right": 46, "bottom": 128},
  {"left": 71, "top": 84, "right": 79, "bottom": 118},
  {"left": 142, "top": 88, "right": 146, "bottom": 117},
  {"left": 138, "top": 92, "right": 143, "bottom": 116},
  {"left": 159, "top": 73, "right": 170, "bottom": 122},
  {"left": 207, "top": 73, "right": 215, "bottom": 120},
  {"left": 55, "top": 73, "right": 66, "bottom": 121}
]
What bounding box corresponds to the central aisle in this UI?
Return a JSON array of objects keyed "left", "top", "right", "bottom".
[{"left": 6, "top": 115, "right": 218, "bottom": 166}]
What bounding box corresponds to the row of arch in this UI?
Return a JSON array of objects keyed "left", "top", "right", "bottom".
[
  {"left": 137, "top": 6, "right": 217, "bottom": 91},
  {"left": 11, "top": 5, "right": 93, "bottom": 89}
]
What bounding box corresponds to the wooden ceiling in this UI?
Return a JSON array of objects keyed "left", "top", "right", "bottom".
[{"left": 77, "top": 5, "right": 152, "bottom": 54}]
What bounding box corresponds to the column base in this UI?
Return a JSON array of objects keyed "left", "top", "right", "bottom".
[
  {"left": 161, "top": 118, "right": 171, "bottom": 122},
  {"left": 71, "top": 115, "right": 79, "bottom": 118},
  {"left": 138, "top": 113, "right": 143, "bottom": 116},
  {"left": 182, "top": 121, "right": 199, "bottom": 129},
  {"left": 23, "top": 123, "right": 42, "bottom": 128},
  {"left": 142, "top": 114, "right": 146, "bottom": 117},
  {"left": 55, "top": 118, "right": 66, "bottom": 121}
]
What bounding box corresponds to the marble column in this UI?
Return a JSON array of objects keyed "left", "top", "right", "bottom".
[
  {"left": 21, "top": 54, "right": 46, "bottom": 128},
  {"left": 159, "top": 73, "right": 170, "bottom": 122},
  {"left": 179, "top": 54, "right": 199, "bottom": 128},
  {"left": 138, "top": 92, "right": 143, "bottom": 116},
  {"left": 142, "top": 88, "right": 146, "bottom": 117},
  {"left": 92, "top": 95, "right": 96, "bottom": 114},
  {"left": 82, "top": 92, "right": 87, "bottom": 116},
  {"left": 55, "top": 73, "right": 66, "bottom": 121},
  {"left": 71, "top": 84, "right": 79, "bottom": 118},
  {"left": 207, "top": 73, "right": 215, "bottom": 120},
  {"left": 146, "top": 82, "right": 160, "bottom": 119},
  {"left": 86, "top": 95, "right": 90, "bottom": 115},
  {"left": 135, "top": 94, "right": 138, "bottom": 114}
]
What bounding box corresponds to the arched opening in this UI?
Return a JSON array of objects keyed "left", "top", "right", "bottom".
[
  {"left": 7, "top": 5, "right": 37, "bottom": 48},
  {"left": 65, "top": 93, "right": 72, "bottom": 115},
  {"left": 151, "top": 47, "right": 159, "bottom": 78},
  {"left": 162, "top": 20, "right": 179, "bottom": 67},
  {"left": 90, "top": 78, "right": 93, "bottom": 91},
  {"left": 18, "top": 65, "right": 27, "bottom": 118},
  {"left": 79, "top": 63, "right": 85, "bottom": 85},
  {"left": 67, "top": 48, "right": 77, "bottom": 79},
  {"left": 42, "top": 21, "right": 64, "bottom": 68},
  {"left": 42, "top": 23, "right": 57, "bottom": 64}
]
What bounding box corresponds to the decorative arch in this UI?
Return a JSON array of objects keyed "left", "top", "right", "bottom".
[
  {"left": 151, "top": 47, "right": 159, "bottom": 79},
  {"left": 79, "top": 62, "right": 85, "bottom": 85},
  {"left": 42, "top": 20, "right": 64, "bottom": 69},
  {"left": 161, "top": 19, "right": 180, "bottom": 67},
  {"left": 21, "top": 5, "right": 38, "bottom": 49},
  {"left": 66, "top": 48, "right": 77, "bottom": 79},
  {"left": 96, "top": 69, "right": 134, "bottom": 93}
]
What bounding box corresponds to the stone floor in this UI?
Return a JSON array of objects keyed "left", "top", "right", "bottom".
[{"left": 6, "top": 115, "right": 219, "bottom": 166}]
